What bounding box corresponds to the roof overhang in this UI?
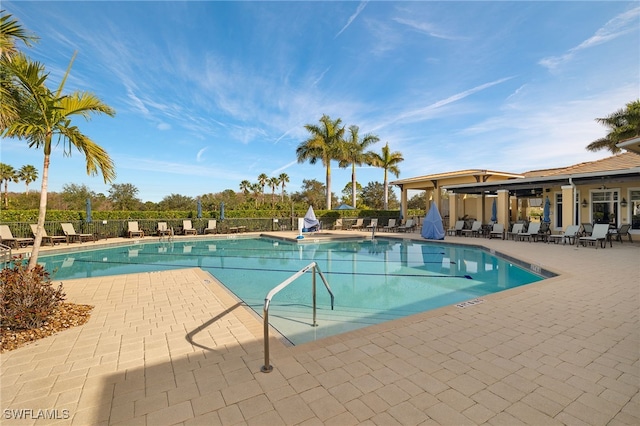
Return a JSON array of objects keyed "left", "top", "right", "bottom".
[
  {"left": 442, "top": 167, "right": 640, "bottom": 196},
  {"left": 617, "top": 136, "right": 640, "bottom": 154},
  {"left": 390, "top": 169, "right": 523, "bottom": 189}
]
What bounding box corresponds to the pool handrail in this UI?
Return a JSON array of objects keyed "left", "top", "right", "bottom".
[{"left": 262, "top": 261, "right": 334, "bottom": 373}]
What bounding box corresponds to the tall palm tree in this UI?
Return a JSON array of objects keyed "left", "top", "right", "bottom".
[
  {"left": 587, "top": 100, "right": 640, "bottom": 154},
  {"left": 297, "top": 114, "right": 345, "bottom": 210},
  {"left": 0, "top": 162, "right": 16, "bottom": 208},
  {"left": 369, "top": 143, "right": 404, "bottom": 210},
  {"left": 2, "top": 53, "right": 116, "bottom": 270},
  {"left": 278, "top": 172, "right": 289, "bottom": 201},
  {"left": 339, "top": 125, "right": 379, "bottom": 208},
  {"left": 239, "top": 179, "right": 251, "bottom": 195},
  {"left": 257, "top": 173, "right": 268, "bottom": 205},
  {"left": 0, "top": 11, "right": 38, "bottom": 130},
  {"left": 18, "top": 164, "right": 37, "bottom": 192},
  {"left": 268, "top": 176, "right": 279, "bottom": 206}
]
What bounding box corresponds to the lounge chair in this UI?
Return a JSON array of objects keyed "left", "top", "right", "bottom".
[
  {"left": 61, "top": 223, "right": 94, "bottom": 243},
  {"left": 609, "top": 223, "right": 633, "bottom": 243},
  {"left": 507, "top": 223, "right": 524, "bottom": 240},
  {"left": 204, "top": 220, "right": 217, "bottom": 234},
  {"left": 517, "top": 222, "right": 541, "bottom": 242},
  {"left": 383, "top": 218, "right": 397, "bottom": 232},
  {"left": 351, "top": 218, "right": 364, "bottom": 230},
  {"left": 182, "top": 220, "right": 197, "bottom": 235},
  {"left": 547, "top": 225, "right": 580, "bottom": 245},
  {"left": 580, "top": 223, "right": 593, "bottom": 236},
  {"left": 489, "top": 223, "right": 504, "bottom": 239},
  {"left": 579, "top": 223, "right": 611, "bottom": 249},
  {"left": 461, "top": 221, "right": 481, "bottom": 237},
  {"left": 127, "top": 221, "right": 144, "bottom": 238},
  {"left": 447, "top": 220, "right": 464, "bottom": 236},
  {"left": 333, "top": 218, "right": 343, "bottom": 230},
  {"left": 397, "top": 219, "right": 415, "bottom": 232},
  {"left": 157, "top": 222, "right": 172, "bottom": 236},
  {"left": 0, "top": 225, "right": 34, "bottom": 248},
  {"left": 30, "top": 224, "right": 67, "bottom": 246},
  {"left": 366, "top": 218, "right": 379, "bottom": 231}
]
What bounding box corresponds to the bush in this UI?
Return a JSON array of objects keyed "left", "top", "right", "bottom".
[{"left": 0, "top": 259, "right": 65, "bottom": 330}]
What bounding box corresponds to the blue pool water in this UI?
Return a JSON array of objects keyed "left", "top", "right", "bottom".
[{"left": 34, "top": 237, "right": 546, "bottom": 344}]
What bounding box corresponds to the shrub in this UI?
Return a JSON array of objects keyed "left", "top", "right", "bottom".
[{"left": 0, "top": 259, "right": 65, "bottom": 330}]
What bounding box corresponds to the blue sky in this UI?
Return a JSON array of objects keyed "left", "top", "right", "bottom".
[{"left": 2, "top": 1, "right": 639, "bottom": 203}]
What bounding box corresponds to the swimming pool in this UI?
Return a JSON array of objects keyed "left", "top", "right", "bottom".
[{"left": 35, "top": 237, "right": 547, "bottom": 345}]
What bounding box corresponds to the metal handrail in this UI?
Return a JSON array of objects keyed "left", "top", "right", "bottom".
[
  {"left": 0, "top": 243, "right": 12, "bottom": 266},
  {"left": 262, "top": 261, "right": 334, "bottom": 373}
]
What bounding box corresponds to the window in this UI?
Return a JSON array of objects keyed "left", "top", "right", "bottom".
[
  {"left": 630, "top": 190, "right": 640, "bottom": 230},
  {"left": 555, "top": 193, "right": 563, "bottom": 228},
  {"left": 591, "top": 191, "right": 618, "bottom": 225}
]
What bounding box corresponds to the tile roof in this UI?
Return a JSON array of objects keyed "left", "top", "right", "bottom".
[{"left": 524, "top": 152, "right": 640, "bottom": 178}]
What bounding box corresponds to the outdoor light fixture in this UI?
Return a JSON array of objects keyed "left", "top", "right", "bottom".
[
  {"left": 582, "top": 199, "right": 588, "bottom": 208},
  {"left": 621, "top": 198, "right": 628, "bottom": 207}
]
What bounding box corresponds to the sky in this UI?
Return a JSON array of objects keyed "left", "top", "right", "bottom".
[{"left": 1, "top": 1, "right": 639, "bottom": 203}]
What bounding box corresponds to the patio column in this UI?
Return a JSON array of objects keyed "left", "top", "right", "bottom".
[
  {"left": 562, "top": 185, "right": 575, "bottom": 226},
  {"left": 475, "top": 196, "right": 485, "bottom": 222},
  {"left": 449, "top": 193, "right": 458, "bottom": 222},
  {"left": 400, "top": 187, "right": 407, "bottom": 221},
  {"left": 497, "top": 190, "right": 510, "bottom": 227},
  {"left": 510, "top": 196, "right": 518, "bottom": 222}
]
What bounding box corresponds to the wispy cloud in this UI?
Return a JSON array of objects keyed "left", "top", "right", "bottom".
[
  {"left": 335, "top": 1, "right": 368, "bottom": 38},
  {"left": 392, "top": 17, "right": 461, "bottom": 41},
  {"left": 373, "top": 77, "right": 514, "bottom": 131},
  {"left": 196, "top": 147, "right": 208, "bottom": 162},
  {"left": 539, "top": 6, "right": 640, "bottom": 70}
]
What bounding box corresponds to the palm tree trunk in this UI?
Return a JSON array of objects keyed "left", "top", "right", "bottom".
[
  {"left": 27, "top": 154, "right": 49, "bottom": 271},
  {"left": 351, "top": 164, "right": 357, "bottom": 208},
  {"left": 383, "top": 169, "right": 389, "bottom": 210},
  {"left": 3, "top": 181, "right": 7, "bottom": 208},
  {"left": 326, "top": 164, "right": 332, "bottom": 210}
]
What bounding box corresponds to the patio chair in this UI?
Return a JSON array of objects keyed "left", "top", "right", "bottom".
[
  {"left": 397, "top": 219, "right": 415, "bottom": 232},
  {"left": 127, "top": 221, "right": 144, "bottom": 238},
  {"left": 182, "top": 220, "right": 197, "bottom": 235},
  {"left": 489, "top": 223, "right": 504, "bottom": 239},
  {"left": 547, "top": 225, "right": 580, "bottom": 245},
  {"left": 157, "top": 222, "right": 172, "bottom": 236},
  {"left": 61, "top": 223, "right": 95, "bottom": 243},
  {"left": 609, "top": 223, "right": 633, "bottom": 243},
  {"left": 30, "top": 224, "right": 67, "bottom": 246},
  {"left": 580, "top": 223, "right": 593, "bottom": 236},
  {"left": 351, "top": 218, "right": 364, "bottom": 230},
  {"left": 383, "top": 218, "right": 397, "bottom": 232},
  {"left": 366, "top": 218, "right": 379, "bottom": 231},
  {"left": 447, "top": 220, "right": 464, "bottom": 236},
  {"left": 517, "top": 222, "right": 541, "bottom": 242},
  {"left": 461, "top": 221, "right": 481, "bottom": 237},
  {"left": 507, "top": 223, "right": 524, "bottom": 240},
  {"left": 0, "top": 225, "right": 34, "bottom": 248},
  {"left": 579, "top": 223, "right": 611, "bottom": 249},
  {"left": 333, "top": 218, "right": 343, "bottom": 230},
  {"left": 204, "top": 220, "right": 217, "bottom": 234}
]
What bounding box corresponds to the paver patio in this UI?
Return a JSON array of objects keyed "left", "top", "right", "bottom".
[{"left": 1, "top": 232, "right": 638, "bottom": 425}]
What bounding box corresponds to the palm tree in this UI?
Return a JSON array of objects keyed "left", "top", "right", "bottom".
[
  {"left": 369, "top": 143, "right": 404, "bottom": 210},
  {"left": 250, "top": 183, "right": 261, "bottom": 208},
  {"left": 18, "top": 164, "right": 37, "bottom": 192},
  {"left": 0, "top": 11, "right": 38, "bottom": 130},
  {"left": 2, "top": 53, "right": 116, "bottom": 270},
  {"left": 239, "top": 179, "right": 251, "bottom": 195},
  {"left": 0, "top": 162, "right": 16, "bottom": 208},
  {"left": 339, "top": 125, "right": 379, "bottom": 208},
  {"left": 257, "top": 173, "right": 268, "bottom": 205},
  {"left": 269, "top": 176, "right": 279, "bottom": 206},
  {"left": 297, "top": 114, "right": 345, "bottom": 210},
  {"left": 587, "top": 100, "right": 640, "bottom": 154},
  {"left": 278, "top": 172, "right": 289, "bottom": 201}
]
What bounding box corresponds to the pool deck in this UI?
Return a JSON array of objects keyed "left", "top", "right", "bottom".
[{"left": 1, "top": 231, "right": 638, "bottom": 425}]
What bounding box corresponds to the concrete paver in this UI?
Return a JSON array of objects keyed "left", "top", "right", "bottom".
[{"left": 1, "top": 232, "right": 638, "bottom": 425}]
